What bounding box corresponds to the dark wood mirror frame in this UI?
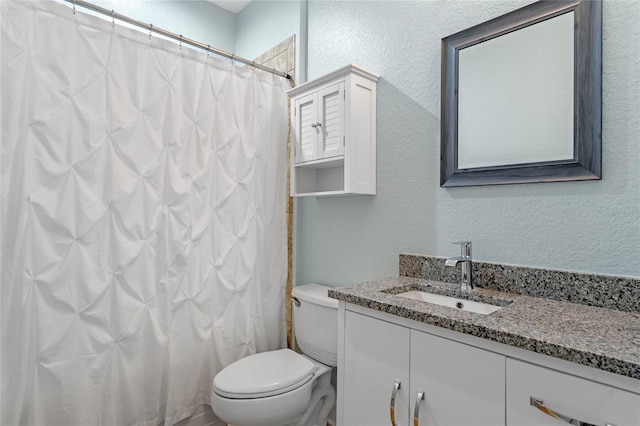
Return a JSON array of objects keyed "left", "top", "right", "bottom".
[{"left": 440, "top": 0, "right": 602, "bottom": 187}]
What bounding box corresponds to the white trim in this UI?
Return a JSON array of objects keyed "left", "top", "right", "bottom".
[
  {"left": 287, "top": 64, "right": 380, "bottom": 97},
  {"left": 299, "top": 0, "right": 309, "bottom": 84}
]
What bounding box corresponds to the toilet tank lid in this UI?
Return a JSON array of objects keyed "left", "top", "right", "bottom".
[{"left": 292, "top": 283, "right": 338, "bottom": 309}]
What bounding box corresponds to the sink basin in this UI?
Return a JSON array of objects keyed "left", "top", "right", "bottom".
[{"left": 398, "top": 291, "right": 502, "bottom": 315}]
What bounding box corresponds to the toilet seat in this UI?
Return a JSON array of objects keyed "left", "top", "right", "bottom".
[{"left": 213, "top": 349, "right": 316, "bottom": 399}]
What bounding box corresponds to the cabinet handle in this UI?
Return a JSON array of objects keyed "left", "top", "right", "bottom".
[
  {"left": 389, "top": 379, "right": 401, "bottom": 426},
  {"left": 413, "top": 389, "right": 425, "bottom": 426},
  {"left": 310, "top": 122, "right": 322, "bottom": 128},
  {"left": 530, "top": 396, "right": 617, "bottom": 426}
]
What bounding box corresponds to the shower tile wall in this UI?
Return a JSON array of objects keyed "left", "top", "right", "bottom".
[{"left": 254, "top": 35, "right": 296, "bottom": 79}]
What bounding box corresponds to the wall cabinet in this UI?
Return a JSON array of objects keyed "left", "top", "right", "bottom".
[
  {"left": 288, "top": 65, "right": 378, "bottom": 197},
  {"left": 338, "top": 305, "right": 640, "bottom": 426},
  {"left": 342, "top": 311, "right": 504, "bottom": 426}
]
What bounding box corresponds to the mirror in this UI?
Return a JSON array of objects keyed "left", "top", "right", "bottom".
[{"left": 441, "top": 0, "right": 602, "bottom": 187}]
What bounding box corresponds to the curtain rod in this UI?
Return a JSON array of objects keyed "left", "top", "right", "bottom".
[{"left": 63, "top": 0, "right": 291, "bottom": 80}]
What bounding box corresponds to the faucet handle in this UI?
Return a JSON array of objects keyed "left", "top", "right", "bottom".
[{"left": 452, "top": 241, "right": 472, "bottom": 258}]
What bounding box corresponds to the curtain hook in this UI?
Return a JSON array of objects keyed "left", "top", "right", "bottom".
[
  {"left": 179, "top": 35, "right": 183, "bottom": 51},
  {"left": 73, "top": 0, "right": 76, "bottom": 14},
  {"left": 111, "top": 9, "right": 115, "bottom": 27},
  {"left": 149, "top": 23, "right": 153, "bottom": 41}
]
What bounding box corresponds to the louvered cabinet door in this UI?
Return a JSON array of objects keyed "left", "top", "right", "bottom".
[
  {"left": 318, "top": 82, "right": 345, "bottom": 160},
  {"left": 293, "top": 92, "right": 319, "bottom": 163}
]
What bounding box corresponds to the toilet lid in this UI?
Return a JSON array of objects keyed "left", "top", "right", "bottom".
[{"left": 213, "top": 349, "right": 316, "bottom": 399}]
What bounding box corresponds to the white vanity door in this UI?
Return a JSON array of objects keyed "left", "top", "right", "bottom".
[
  {"left": 343, "top": 311, "right": 410, "bottom": 426},
  {"left": 506, "top": 358, "right": 640, "bottom": 426},
  {"left": 410, "top": 330, "right": 506, "bottom": 426}
]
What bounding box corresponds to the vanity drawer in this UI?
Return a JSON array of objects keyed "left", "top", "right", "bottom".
[{"left": 506, "top": 359, "right": 640, "bottom": 426}]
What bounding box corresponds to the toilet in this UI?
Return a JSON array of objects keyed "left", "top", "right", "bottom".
[{"left": 210, "top": 283, "right": 338, "bottom": 426}]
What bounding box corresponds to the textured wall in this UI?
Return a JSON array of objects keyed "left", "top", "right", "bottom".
[
  {"left": 235, "top": 1, "right": 300, "bottom": 69},
  {"left": 88, "top": 0, "right": 237, "bottom": 53},
  {"left": 297, "top": 0, "right": 640, "bottom": 286}
]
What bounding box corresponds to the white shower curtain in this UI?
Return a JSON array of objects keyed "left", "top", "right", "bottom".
[{"left": 1, "top": 1, "right": 288, "bottom": 425}]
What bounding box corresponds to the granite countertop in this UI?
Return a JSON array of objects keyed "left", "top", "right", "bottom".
[{"left": 328, "top": 276, "right": 640, "bottom": 380}]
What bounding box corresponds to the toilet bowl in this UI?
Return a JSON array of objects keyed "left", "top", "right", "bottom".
[{"left": 210, "top": 284, "right": 338, "bottom": 426}]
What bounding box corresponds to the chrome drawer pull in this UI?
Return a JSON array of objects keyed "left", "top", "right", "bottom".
[
  {"left": 530, "top": 396, "right": 617, "bottom": 426},
  {"left": 413, "top": 389, "right": 425, "bottom": 426},
  {"left": 390, "top": 379, "right": 401, "bottom": 426}
]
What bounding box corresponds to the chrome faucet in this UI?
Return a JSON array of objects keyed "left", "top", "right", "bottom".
[{"left": 445, "top": 241, "right": 473, "bottom": 290}]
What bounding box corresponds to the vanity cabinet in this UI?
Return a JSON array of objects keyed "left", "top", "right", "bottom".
[
  {"left": 287, "top": 64, "right": 378, "bottom": 197},
  {"left": 342, "top": 310, "right": 505, "bottom": 426},
  {"left": 506, "top": 359, "right": 640, "bottom": 426},
  {"left": 338, "top": 304, "right": 640, "bottom": 426}
]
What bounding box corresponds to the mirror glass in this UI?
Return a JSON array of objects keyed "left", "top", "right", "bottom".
[
  {"left": 440, "top": 0, "right": 602, "bottom": 187},
  {"left": 458, "top": 12, "right": 574, "bottom": 169}
]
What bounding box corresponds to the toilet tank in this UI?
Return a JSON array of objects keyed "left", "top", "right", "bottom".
[{"left": 292, "top": 283, "right": 339, "bottom": 367}]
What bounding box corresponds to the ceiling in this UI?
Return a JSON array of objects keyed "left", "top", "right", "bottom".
[{"left": 207, "top": 0, "right": 252, "bottom": 14}]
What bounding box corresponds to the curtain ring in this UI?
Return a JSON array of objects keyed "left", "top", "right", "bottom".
[
  {"left": 111, "top": 9, "right": 115, "bottom": 27},
  {"left": 149, "top": 23, "right": 153, "bottom": 41},
  {"left": 179, "top": 35, "right": 183, "bottom": 51},
  {"left": 73, "top": 0, "right": 76, "bottom": 14}
]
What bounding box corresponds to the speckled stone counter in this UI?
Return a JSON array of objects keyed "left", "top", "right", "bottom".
[
  {"left": 328, "top": 276, "right": 640, "bottom": 380},
  {"left": 399, "top": 254, "right": 640, "bottom": 313}
]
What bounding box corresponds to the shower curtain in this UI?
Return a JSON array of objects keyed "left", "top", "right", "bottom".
[{"left": 1, "top": 1, "right": 288, "bottom": 425}]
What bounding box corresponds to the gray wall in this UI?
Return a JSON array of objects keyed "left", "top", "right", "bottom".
[
  {"left": 89, "top": 0, "right": 301, "bottom": 69},
  {"left": 235, "top": 1, "right": 300, "bottom": 65},
  {"left": 296, "top": 0, "right": 640, "bottom": 286},
  {"left": 89, "top": 0, "right": 237, "bottom": 53},
  {"left": 65, "top": 0, "right": 640, "bottom": 283}
]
